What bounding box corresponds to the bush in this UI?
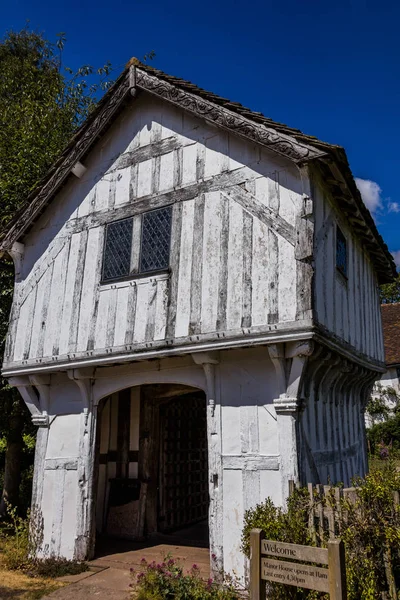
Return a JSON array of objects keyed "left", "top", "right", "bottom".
[
  {"left": 241, "top": 463, "right": 400, "bottom": 600},
  {"left": 368, "top": 413, "right": 400, "bottom": 455},
  {"left": 0, "top": 503, "right": 88, "bottom": 578},
  {"left": 131, "top": 555, "right": 242, "bottom": 600}
]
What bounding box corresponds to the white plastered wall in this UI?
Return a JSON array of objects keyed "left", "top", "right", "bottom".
[{"left": 32, "top": 348, "right": 281, "bottom": 575}]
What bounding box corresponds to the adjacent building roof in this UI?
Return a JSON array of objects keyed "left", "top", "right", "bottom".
[
  {"left": 381, "top": 303, "right": 400, "bottom": 366},
  {"left": 0, "top": 59, "right": 396, "bottom": 282}
]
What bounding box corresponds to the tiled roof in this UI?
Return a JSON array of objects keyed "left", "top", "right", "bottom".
[
  {"left": 381, "top": 303, "right": 400, "bottom": 366},
  {"left": 0, "top": 59, "right": 396, "bottom": 282}
]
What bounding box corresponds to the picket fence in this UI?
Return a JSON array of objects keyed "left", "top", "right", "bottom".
[{"left": 288, "top": 480, "right": 400, "bottom": 599}]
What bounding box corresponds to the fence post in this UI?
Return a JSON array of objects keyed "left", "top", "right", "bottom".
[
  {"left": 250, "top": 528, "right": 265, "bottom": 600},
  {"left": 328, "top": 540, "right": 347, "bottom": 600}
]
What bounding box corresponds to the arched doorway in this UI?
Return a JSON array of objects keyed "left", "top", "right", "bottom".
[{"left": 94, "top": 383, "right": 209, "bottom": 547}]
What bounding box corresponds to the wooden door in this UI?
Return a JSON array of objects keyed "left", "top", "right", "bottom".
[{"left": 158, "top": 393, "right": 208, "bottom": 532}]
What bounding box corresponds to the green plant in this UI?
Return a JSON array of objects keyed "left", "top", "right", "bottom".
[
  {"left": 131, "top": 555, "right": 242, "bottom": 600},
  {"left": 241, "top": 463, "right": 400, "bottom": 600},
  {"left": 241, "top": 489, "right": 321, "bottom": 600},
  {"left": 0, "top": 502, "right": 87, "bottom": 578}
]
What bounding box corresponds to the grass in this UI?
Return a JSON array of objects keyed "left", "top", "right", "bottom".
[
  {"left": 0, "top": 565, "right": 66, "bottom": 599},
  {"left": 0, "top": 538, "right": 66, "bottom": 600}
]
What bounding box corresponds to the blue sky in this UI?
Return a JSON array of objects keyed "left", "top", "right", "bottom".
[{"left": 3, "top": 0, "right": 400, "bottom": 266}]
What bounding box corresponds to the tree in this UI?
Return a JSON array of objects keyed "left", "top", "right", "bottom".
[
  {"left": 0, "top": 26, "right": 112, "bottom": 516},
  {"left": 380, "top": 272, "right": 400, "bottom": 304}
]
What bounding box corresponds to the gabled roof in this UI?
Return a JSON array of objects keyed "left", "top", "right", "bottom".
[
  {"left": 382, "top": 303, "right": 400, "bottom": 367},
  {"left": 0, "top": 59, "right": 396, "bottom": 282}
]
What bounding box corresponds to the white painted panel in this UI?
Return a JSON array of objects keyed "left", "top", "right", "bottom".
[
  {"left": 61, "top": 470, "right": 78, "bottom": 558},
  {"left": 43, "top": 243, "right": 68, "bottom": 358},
  {"left": 154, "top": 278, "right": 168, "bottom": 341},
  {"left": 28, "top": 272, "right": 47, "bottom": 358},
  {"left": 278, "top": 238, "right": 296, "bottom": 322},
  {"left": 221, "top": 405, "right": 241, "bottom": 454},
  {"left": 181, "top": 143, "right": 197, "bottom": 186},
  {"left": 226, "top": 202, "right": 243, "bottom": 330},
  {"left": 41, "top": 471, "right": 55, "bottom": 554},
  {"left": 58, "top": 233, "right": 81, "bottom": 355},
  {"left": 278, "top": 169, "right": 298, "bottom": 227},
  {"left": 201, "top": 192, "right": 221, "bottom": 333},
  {"left": 223, "top": 469, "right": 244, "bottom": 576},
  {"left": 137, "top": 158, "right": 152, "bottom": 198},
  {"left": 95, "top": 289, "right": 110, "bottom": 350},
  {"left": 46, "top": 414, "right": 80, "bottom": 458},
  {"left": 129, "top": 463, "right": 139, "bottom": 478},
  {"left": 113, "top": 286, "right": 130, "bottom": 347},
  {"left": 95, "top": 177, "right": 111, "bottom": 212},
  {"left": 133, "top": 283, "right": 149, "bottom": 343},
  {"left": 260, "top": 469, "right": 282, "bottom": 507},
  {"left": 251, "top": 219, "right": 269, "bottom": 326},
  {"left": 159, "top": 151, "right": 174, "bottom": 192},
  {"left": 258, "top": 403, "right": 279, "bottom": 455},
  {"left": 175, "top": 200, "right": 195, "bottom": 337},
  {"left": 115, "top": 167, "right": 131, "bottom": 206},
  {"left": 77, "top": 227, "right": 101, "bottom": 352},
  {"left": 13, "top": 289, "right": 35, "bottom": 361}
]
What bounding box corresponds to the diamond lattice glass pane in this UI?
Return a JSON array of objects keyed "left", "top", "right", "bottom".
[
  {"left": 140, "top": 206, "right": 172, "bottom": 273},
  {"left": 102, "top": 218, "right": 133, "bottom": 281},
  {"left": 336, "top": 227, "right": 347, "bottom": 276}
]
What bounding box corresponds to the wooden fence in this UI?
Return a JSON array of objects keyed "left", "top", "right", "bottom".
[{"left": 288, "top": 480, "right": 400, "bottom": 599}]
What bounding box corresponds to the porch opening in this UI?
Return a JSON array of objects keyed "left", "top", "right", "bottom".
[{"left": 94, "top": 383, "right": 209, "bottom": 551}]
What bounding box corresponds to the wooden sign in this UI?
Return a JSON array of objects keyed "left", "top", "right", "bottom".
[{"left": 250, "top": 529, "right": 347, "bottom": 600}]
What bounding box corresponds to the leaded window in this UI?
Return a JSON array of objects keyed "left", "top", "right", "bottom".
[
  {"left": 336, "top": 225, "right": 347, "bottom": 278},
  {"left": 102, "top": 206, "right": 172, "bottom": 282},
  {"left": 140, "top": 207, "right": 172, "bottom": 273}
]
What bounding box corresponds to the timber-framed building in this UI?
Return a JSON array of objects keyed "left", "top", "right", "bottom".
[{"left": 0, "top": 59, "right": 396, "bottom": 575}]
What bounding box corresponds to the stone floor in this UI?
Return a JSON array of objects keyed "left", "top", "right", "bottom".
[{"left": 43, "top": 530, "right": 211, "bottom": 600}]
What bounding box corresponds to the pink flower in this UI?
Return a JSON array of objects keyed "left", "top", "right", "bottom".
[{"left": 211, "top": 553, "right": 217, "bottom": 561}]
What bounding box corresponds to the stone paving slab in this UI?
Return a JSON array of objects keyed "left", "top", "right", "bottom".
[{"left": 43, "top": 542, "right": 210, "bottom": 599}]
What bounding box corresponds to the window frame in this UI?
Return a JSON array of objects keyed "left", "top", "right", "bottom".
[
  {"left": 101, "top": 205, "right": 173, "bottom": 284},
  {"left": 335, "top": 224, "right": 348, "bottom": 280}
]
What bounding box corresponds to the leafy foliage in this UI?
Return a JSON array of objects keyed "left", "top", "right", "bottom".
[
  {"left": 380, "top": 272, "right": 400, "bottom": 304},
  {"left": 0, "top": 502, "right": 88, "bottom": 577},
  {"left": 131, "top": 555, "right": 242, "bottom": 600},
  {"left": 241, "top": 464, "right": 400, "bottom": 600},
  {"left": 368, "top": 413, "right": 400, "bottom": 455},
  {"left": 0, "top": 26, "right": 113, "bottom": 514}
]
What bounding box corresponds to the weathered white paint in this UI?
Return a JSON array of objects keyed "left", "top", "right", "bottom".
[
  {"left": 3, "top": 89, "right": 386, "bottom": 578},
  {"left": 4, "top": 95, "right": 307, "bottom": 372},
  {"left": 313, "top": 180, "right": 384, "bottom": 363}
]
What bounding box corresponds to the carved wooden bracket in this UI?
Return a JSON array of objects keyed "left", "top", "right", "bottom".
[
  {"left": 68, "top": 369, "right": 95, "bottom": 427},
  {"left": 191, "top": 352, "right": 219, "bottom": 416},
  {"left": 8, "top": 375, "right": 50, "bottom": 427},
  {"left": 7, "top": 242, "right": 24, "bottom": 281},
  {"left": 268, "top": 341, "right": 314, "bottom": 411}
]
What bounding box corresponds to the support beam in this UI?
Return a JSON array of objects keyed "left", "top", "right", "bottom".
[{"left": 268, "top": 341, "right": 313, "bottom": 499}]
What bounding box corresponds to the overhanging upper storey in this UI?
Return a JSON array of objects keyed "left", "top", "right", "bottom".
[{"left": 0, "top": 59, "right": 396, "bottom": 283}]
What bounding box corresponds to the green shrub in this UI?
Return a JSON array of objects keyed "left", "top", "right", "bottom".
[
  {"left": 0, "top": 503, "right": 88, "bottom": 578},
  {"left": 241, "top": 463, "right": 400, "bottom": 600},
  {"left": 368, "top": 413, "right": 400, "bottom": 455},
  {"left": 131, "top": 555, "right": 242, "bottom": 600}
]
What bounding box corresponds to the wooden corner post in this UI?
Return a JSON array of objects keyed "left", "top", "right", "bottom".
[
  {"left": 250, "top": 529, "right": 265, "bottom": 600},
  {"left": 328, "top": 540, "right": 347, "bottom": 600}
]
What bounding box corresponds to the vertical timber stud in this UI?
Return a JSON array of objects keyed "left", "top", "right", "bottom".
[
  {"left": 328, "top": 540, "right": 347, "bottom": 600},
  {"left": 250, "top": 529, "right": 265, "bottom": 600}
]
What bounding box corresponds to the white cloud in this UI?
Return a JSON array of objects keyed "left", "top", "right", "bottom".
[
  {"left": 391, "top": 250, "right": 400, "bottom": 268},
  {"left": 355, "top": 178, "right": 383, "bottom": 214},
  {"left": 388, "top": 201, "right": 400, "bottom": 214}
]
